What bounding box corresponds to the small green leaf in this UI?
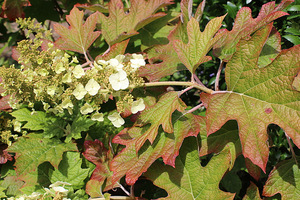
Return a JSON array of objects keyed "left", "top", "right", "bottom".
[
  {"left": 243, "top": 182, "right": 261, "bottom": 200},
  {"left": 283, "top": 35, "right": 300, "bottom": 45},
  {"left": 11, "top": 108, "right": 66, "bottom": 138},
  {"left": 263, "top": 157, "right": 300, "bottom": 200},
  {"left": 7, "top": 133, "right": 77, "bottom": 176},
  {"left": 65, "top": 115, "right": 95, "bottom": 143},
  {"left": 49, "top": 152, "right": 90, "bottom": 190}
]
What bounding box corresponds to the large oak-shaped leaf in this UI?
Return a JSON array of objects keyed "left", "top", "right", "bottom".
[
  {"left": 110, "top": 113, "right": 202, "bottom": 185},
  {"left": 97, "top": 0, "right": 173, "bottom": 46},
  {"left": 173, "top": 16, "right": 225, "bottom": 73},
  {"left": 201, "top": 24, "right": 300, "bottom": 172},
  {"left": 54, "top": 6, "right": 100, "bottom": 54},
  {"left": 134, "top": 91, "right": 186, "bottom": 151},
  {"left": 263, "top": 157, "right": 300, "bottom": 200},
  {"left": 145, "top": 137, "right": 235, "bottom": 199},
  {"left": 7, "top": 133, "right": 77, "bottom": 177},
  {"left": 213, "top": 0, "right": 292, "bottom": 61}
]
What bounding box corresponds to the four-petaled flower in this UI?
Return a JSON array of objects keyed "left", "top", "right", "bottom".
[
  {"left": 130, "top": 54, "right": 146, "bottom": 71},
  {"left": 108, "top": 58, "right": 124, "bottom": 71},
  {"left": 91, "top": 112, "right": 104, "bottom": 121},
  {"left": 72, "top": 83, "right": 87, "bottom": 100},
  {"left": 72, "top": 65, "right": 85, "bottom": 78},
  {"left": 61, "top": 98, "right": 73, "bottom": 109},
  {"left": 80, "top": 103, "right": 94, "bottom": 115},
  {"left": 109, "top": 69, "right": 129, "bottom": 91},
  {"left": 47, "top": 85, "right": 57, "bottom": 96},
  {"left": 85, "top": 78, "right": 101, "bottom": 96},
  {"left": 131, "top": 98, "right": 145, "bottom": 114},
  {"left": 55, "top": 62, "right": 66, "bottom": 74},
  {"left": 108, "top": 112, "right": 125, "bottom": 127}
]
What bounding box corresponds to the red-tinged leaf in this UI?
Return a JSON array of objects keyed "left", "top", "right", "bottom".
[
  {"left": 138, "top": 42, "right": 186, "bottom": 81},
  {"left": 0, "top": 144, "right": 13, "bottom": 164},
  {"left": 145, "top": 137, "right": 235, "bottom": 200},
  {"left": 173, "top": 16, "right": 225, "bottom": 73},
  {"left": 7, "top": 133, "right": 77, "bottom": 177},
  {"left": 0, "top": 0, "right": 30, "bottom": 21},
  {"left": 134, "top": 91, "right": 186, "bottom": 151},
  {"left": 95, "top": 39, "right": 129, "bottom": 61},
  {"left": 54, "top": 6, "right": 100, "bottom": 54},
  {"left": 213, "top": 0, "right": 292, "bottom": 61},
  {"left": 138, "top": 2, "right": 189, "bottom": 81},
  {"left": 292, "top": 71, "right": 300, "bottom": 91},
  {"left": 110, "top": 113, "right": 202, "bottom": 186},
  {"left": 263, "top": 157, "right": 300, "bottom": 200},
  {"left": 245, "top": 158, "right": 261, "bottom": 182},
  {"left": 97, "top": 0, "right": 173, "bottom": 46},
  {"left": 194, "top": 0, "right": 205, "bottom": 22},
  {"left": 201, "top": 24, "right": 300, "bottom": 172},
  {"left": 83, "top": 140, "right": 118, "bottom": 193},
  {"left": 243, "top": 182, "right": 261, "bottom": 200}
]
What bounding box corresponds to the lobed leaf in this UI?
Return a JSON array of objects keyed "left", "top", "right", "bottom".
[
  {"left": 263, "top": 157, "right": 300, "bottom": 200},
  {"left": 145, "top": 137, "right": 235, "bottom": 200},
  {"left": 173, "top": 16, "right": 225, "bottom": 73},
  {"left": 97, "top": 0, "right": 173, "bottom": 46},
  {"left": 213, "top": 0, "right": 293, "bottom": 61},
  {"left": 110, "top": 113, "right": 202, "bottom": 185},
  {"left": 7, "top": 133, "right": 77, "bottom": 176},
  {"left": 54, "top": 6, "right": 101, "bottom": 54},
  {"left": 49, "top": 152, "right": 90, "bottom": 190},
  {"left": 201, "top": 24, "right": 300, "bottom": 172},
  {"left": 11, "top": 108, "right": 66, "bottom": 138},
  {"left": 83, "top": 139, "right": 118, "bottom": 194},
  {"left": 134, "top": 91, "right": 186, "bottom": 151},
  {"left": 0, "top": 0, "right": 30, "bottom": 21}
]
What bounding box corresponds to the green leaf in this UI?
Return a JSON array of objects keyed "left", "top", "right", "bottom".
[
  {"left": 7, "top": 133, "right": 77, "bottom": 176},
  {"left": 65, "top": 115, "right": 95, "bottom": 143},
  {"left": 111, "top": 113, "right": 202, "bottom": 185},
  {"left": 258, "top": 27, "right": 281, "bottom": 68},
  {"left": 263, "top": 157, "right": 300, "bottom": 200},
  {"left": 19, "top": 162, "right": 53, "bottom": 195},
  {"left": 97, "top": 0, "right": 173, "bottom": 45},
  {"left": 145, "top": 137, "right": 235, "bottom": 199},
  {"left": 243, "top": 182, "right": 261, "bottom": 200},
  {"left": 0, "top": 175, "right": 24, "bottom": 196},
  {"left": 201, "top": 24, "right": 300, "bottom": 172},
  {"left": 49, "top": 152, "right": 90, "bottom": 190},
  {"left": 54, "top": 6, "right": 100, "bottom": 54},
  {"left": 213, "top": 1, "right": 292, "bottom": 61},
  {"left": 283, "top": 35, "right": 300, "bottom": 45},
  {"left": 173, "top": 16, "right": 225, "bottom": 73},
  {"left": 134, "top": 91, "right": 187, "bottom": 151},
  {"left": 11, "top": 108, "right": 66, "bottom": 138}
]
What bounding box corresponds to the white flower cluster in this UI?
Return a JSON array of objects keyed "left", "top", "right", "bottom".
[{"left": 7, "top": 181, "right": 71, "bottom": 200}]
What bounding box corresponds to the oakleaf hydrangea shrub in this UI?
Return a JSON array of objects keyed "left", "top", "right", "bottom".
[{"left": 0, "top": 0, "right": 299, "bottom": 199}]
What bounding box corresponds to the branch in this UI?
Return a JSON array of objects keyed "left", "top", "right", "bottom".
[
  {"left": 285, "top": 133, "right": 298, "bottom": 166},
  {"left": 143, "top": 81, "right": 214, "bottom": 94},
  {"left": 215, "top": 60, "right": 225, "bottom": 91}
]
